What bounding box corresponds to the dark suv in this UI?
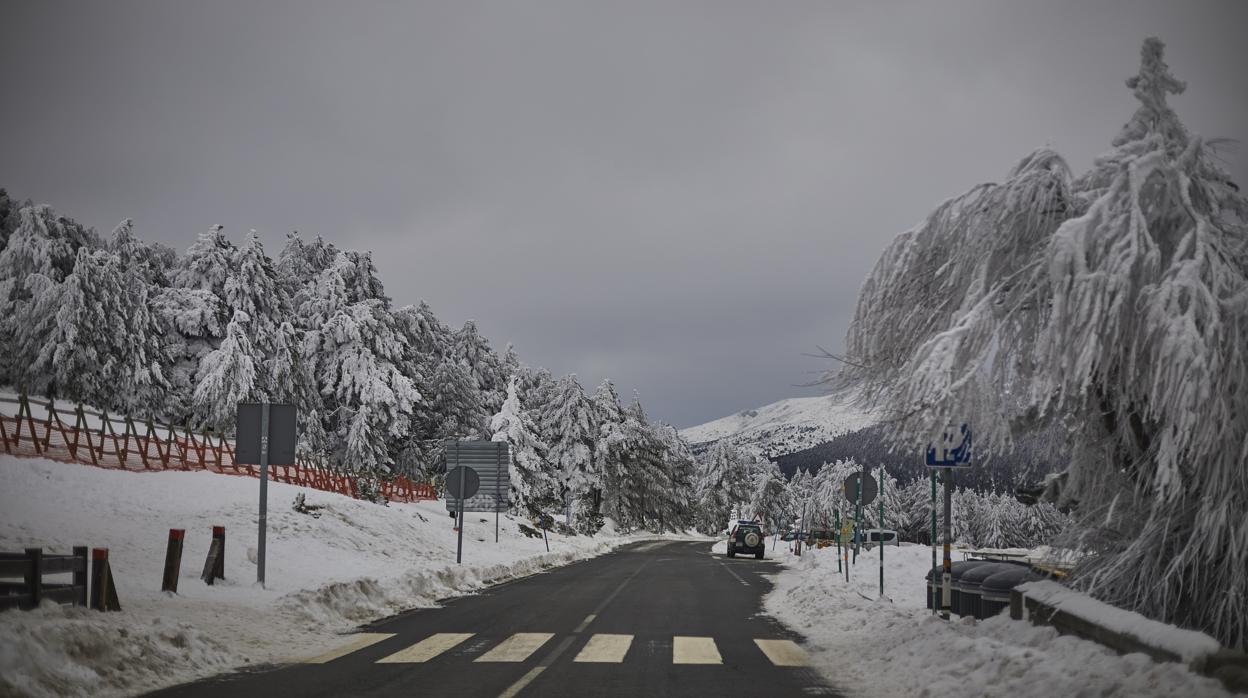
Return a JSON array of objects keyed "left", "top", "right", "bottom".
[{"left": 727, "top": 521, "right": 765, "bottom": 559}]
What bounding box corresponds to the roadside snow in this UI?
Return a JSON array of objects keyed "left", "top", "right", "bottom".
[
  {"left": 0, "top": 456, "right": 665, "bottom": 698},
  {"left": 764, "top": 543, "right": 1233, "bottom": 698}
]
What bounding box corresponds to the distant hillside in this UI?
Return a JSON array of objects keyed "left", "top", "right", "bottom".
[
  {"left": 774, "top": 422, "right": 1067, "bottom": 492},
  {"left": 679, "top": 390, "right": 877, "bottom": 459}
]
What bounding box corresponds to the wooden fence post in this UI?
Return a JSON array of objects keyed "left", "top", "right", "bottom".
[
  {"left": 73, "top": 546, "right": 88, "bottom": 606},
  {"left": 25, "top": 548, "right": 43, "bottom": 607},
  {"left": 162, "top": 530, "right": 185, "bottom": 593},
  {"left": 90, "top": 548, "right": 120, "bottom": 611},
  {"left": 212, "top": 526, "right": 225, "bottom": 581}
]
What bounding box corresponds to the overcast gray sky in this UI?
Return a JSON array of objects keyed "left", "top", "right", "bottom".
[{"left": 3, "top": 1, "right": 1245, "bottom": 428}]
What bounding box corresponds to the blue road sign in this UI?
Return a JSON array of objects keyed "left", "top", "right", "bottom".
[{"left": 925, "top": 423, "right": 972, "bottom": 468}]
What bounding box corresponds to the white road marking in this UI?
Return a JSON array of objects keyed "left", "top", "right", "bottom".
[
  {"left": 475, "top": 633, "right": 555, "bottom": 662},
  {"left": 672, "top": 636, "right": 722, "bottom": 664},
  {"left": 574, "top": 634, "right": 634, "bottom": 663},
  {"left": 573, "top": 614, "right": 597, "bottom": 633},
  {"left": 299, "top": 633, "right": 395, "bottom": 663},
  {"left": 376, "top": 633, "right": 474, "bottom": 663},
  {"left": 754, "top": 639, "right": 810, "bottom": 667},
  {"left": 497, "top": 666, "right": 545, "bottom": 698}
]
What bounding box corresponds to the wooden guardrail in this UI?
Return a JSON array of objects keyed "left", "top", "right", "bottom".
[
  {"left": 0, "top": 394, "right": 436, "bottom": 504},
  {"left": 0, "top": 547, "right": 88, "bottom": 610}
]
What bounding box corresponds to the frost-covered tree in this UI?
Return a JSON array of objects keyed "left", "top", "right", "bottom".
[
  {"left": 426, "top": 360, "right": 487, "bottom": 440},
  {"left": 540, "top": 375, "right": 598, "bottom": 530},
  {"left": 174, "top": 225, "right": 234, "bottom": 300},
  {"left": 0, "top": 205, "right": 99, "bottom": 391},
  {"left": 36, "top": 247, "right": 169, "bottom": 413},
  {"left": 836, "top": 39, "right": 1247, "bottom": 647},
  {"left": 451, "top": 320, "right": 505, "bottom": 415},
  {"left": 747, "top": 461, "right": 788, "bottom": 531},
  {"left": 300, "top": 252, "right": 420, "bottom": 471},
  {"left": 693, "top": 440, "right": 752, "bottom": 534},
  {"left": 492, "top": 376, "right": 554, "bottom": 516},
  {"left": 192, "top": 311, "right": 259, "bottom": 429},
  {"left": 591, "top": 380, "right": 628, "bottom": 523}
]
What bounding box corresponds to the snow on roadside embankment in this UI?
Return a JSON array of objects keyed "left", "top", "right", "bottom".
[
  {"left": 0, "top": 456, "right": 655, "bottom": 698},
  {"left": 765, "top": 544, "right": 1233, "bottom": 698}
]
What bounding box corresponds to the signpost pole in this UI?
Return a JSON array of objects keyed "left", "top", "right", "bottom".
[
  {"left": 931, "top": 470, "right": 938, "bottom": 614},
  {"left": 879, "top": 473, "right": 885, "bottom": 598},
  {"left": 834, "top": 508, "right": 842, "bottom": 574},
  {"left": 853, "top": 475, "right": 862, "bottom": 563},
  {"left": 941, "top": 466, "right": 953, "bottom": 620},
  {"left": 456, "top": 442, "right": 465, "bottom": 565},
  {"left": 257, "top": 403, "right": 270, "bottom": 588},
  {"left": 494, "top": 443, "right": 501, "bottom": 544}
]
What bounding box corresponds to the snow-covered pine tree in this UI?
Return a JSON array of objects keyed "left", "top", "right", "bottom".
[
  {"left": 451, "top": 320, "right": 505, "bottom": 415},
  {"left": 300, "top": 252, "right": 420, "bottom": 471},
  {"left": 37, "top": 246, "right": 168, "bottom": 413},
  {"left": 835, "top": 38, "right": 1246, "bottom": 647},
  {"left": 174, "top": 225, "right": 235, "bottom": 300},
  {"left": 223, "top": 231, "right": 297, "bottom": 401},
  {"left": 426, "top": 360, "right": 487, "bottom": 440},
  {"left": 591, "top": 380, "right": 627, "bottom": 526},
  {"left": 491, "top": 376, "right": 554, "bottom": 517},
  {"left": 651, "top": 421, "right": 698, "bottom": 532},
  {"left": 1033, "top": 38, "right": 1248, "bottom": 648},
  {"left": 0, "top": 205, "right": 100, "bottom": 392},
  {"left": 540, "top": 374, "right": 597, "bottom": 530},
  {"left": 193, "top": 311, "right": 259, "bottom": 430},
  {"left": 747, "top": 461, "right": 788, "bottom": 532}
]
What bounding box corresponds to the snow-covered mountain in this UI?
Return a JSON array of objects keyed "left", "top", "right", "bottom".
[{"left": 680, "top": 390, "right": 878, "bottom": 459}]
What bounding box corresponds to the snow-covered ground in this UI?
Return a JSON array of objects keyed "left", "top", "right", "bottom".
[
  {"left": 0, "top": 455, "right": 672, "bottom": 698},
  {"left": 764, "top": 543, "right": 1234, "bottom": 698},
  {"left": 680, "top": 389, "right": 876, "bottom": 458}
]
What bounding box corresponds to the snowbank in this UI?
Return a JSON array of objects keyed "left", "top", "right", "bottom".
[
  {"left": 764, "top": 543, "right": 1234, "bottom": 698},
  {"left": 1016, "top": 579, "right": 1222, "bottom": 664},
  {"left": 0, "top": 456, "right": 655, "bottom": 697}
]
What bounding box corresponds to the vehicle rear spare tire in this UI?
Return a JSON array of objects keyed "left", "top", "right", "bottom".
[{"left": 744, "top": 532, "right": 760, "bottom": 547}]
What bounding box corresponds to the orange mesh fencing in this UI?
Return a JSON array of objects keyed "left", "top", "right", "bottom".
[{"left": 0, "top": 396, "right": 437, "bottom": 503}]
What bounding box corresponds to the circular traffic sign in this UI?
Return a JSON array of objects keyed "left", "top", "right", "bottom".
[
  {"left": 843, "top": 472, "right": 878, "bottom": 505},
  {"left": 446, "top": 466, "right": 480, "bottom": 499}
]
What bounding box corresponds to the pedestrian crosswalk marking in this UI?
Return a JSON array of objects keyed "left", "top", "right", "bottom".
[
  {"left": 475, "top": 632, "right": 555, "bottom": 662},
  {"left": 754, "top": 639, "right": 809, "bottom": 667},
  {"left": 574, "top": 634, "right": 634, "bottom": 663},
  {"left": 376, "top": 633, "right": 474, "bottom": 663},
  {"left": 301, "top": 633, "right": 395, "bottom": 663},
  {"left": 672, "top": 636, "right": 722, "bottom": 664}
]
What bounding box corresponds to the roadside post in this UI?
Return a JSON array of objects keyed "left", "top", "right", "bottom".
[
  {"left": 834, "top": 508, "right": 842, "bottom": 574},
  {"left": 879, "top": 474, "right": 885, "bottom": 598},
  {"left": 843, "top": 471, "right": 876, "bottom": 565},
  {"left": 930, "top": 471, "right": 938, "bottom": 614},
  {"left": 235, "top": 403, "right": 297, "bottom": 588},
  {"left": 926, "top": 423, "right": 972, "bottom": 620}
]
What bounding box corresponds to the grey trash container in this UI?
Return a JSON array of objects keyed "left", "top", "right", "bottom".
[
  {"left": 957, "top": 562, "right": 1020, "bottom": 617},
  {"left": 979, "top": 567, "right": 1037, "bottom": 619},
  {"left": 927, "top": 561, "right": 991, "bottom": 612}
]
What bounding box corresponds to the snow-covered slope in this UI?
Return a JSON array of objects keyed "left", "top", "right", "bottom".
[
  {"left": 0, "top": 456, "right": 674, "bottom": 698},
  {"left": 680, "top": 390, "right": 877, "bottom": 458}
]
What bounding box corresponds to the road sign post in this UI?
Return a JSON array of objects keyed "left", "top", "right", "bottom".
[
  {"left": 236, "top": 403, "right": 297, "bottom": 589},
  {"left": 457, "top": 450, "right": 465, "bottom": 564},
  {"left": 879, "top": 474, "right": 885, "bottom": 598},
  {"left": 925, "top": 423, "right": 971, "bottom": 620},
  {"left": 930, "top": 470, "right": 938, "bottom": 614},
  {"left": 446, "top": 460, "right": 481, "bottom": 565}
]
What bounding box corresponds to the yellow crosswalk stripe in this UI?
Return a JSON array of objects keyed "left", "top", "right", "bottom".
[
  {"left": 754, "top": 639, "right": 809, "bottom": 667},
  {"left": 376, "top": 633, "right": 475, "bottom": 663},
  {"left": 574, "top": 634, "right": 634, "bottom": 663},
  {"left": 300, "top": 633, "right": 395, "bottom": 663},
  {"left": 474, "top": 633, "right": 555, "bottom": 662},
  {"left": 672, "top": 636, "right": 722, "bottom": 664}
]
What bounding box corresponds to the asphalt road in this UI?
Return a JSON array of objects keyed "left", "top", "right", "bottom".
[{"left": 149, "top": 540, "right": 839, "bottom": 698}]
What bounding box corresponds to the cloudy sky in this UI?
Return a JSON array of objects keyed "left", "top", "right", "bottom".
[{"left": 3, "top": 1, "right": 1245, "bottom": 428}]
